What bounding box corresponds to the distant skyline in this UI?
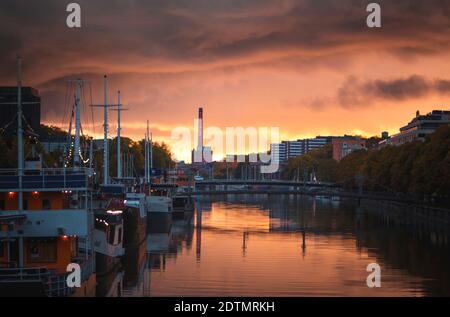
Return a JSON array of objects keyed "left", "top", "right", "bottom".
[{"left": 1, "top": 0, "right": 450, "bottom": 161}]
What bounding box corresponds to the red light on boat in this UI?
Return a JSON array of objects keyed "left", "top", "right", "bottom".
[
  {"left": 32, "top": 191, "right": 39, "bottom": 196},
  {"left": 61, "top": 235, "right": 69, "bottom": 241},
  {"left": 7, "top": 192, "right": 15, "bottom": 198}
]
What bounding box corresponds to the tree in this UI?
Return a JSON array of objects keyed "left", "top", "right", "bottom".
[{"left": 284, "top": 144, "right": 337, "bottom": 182}]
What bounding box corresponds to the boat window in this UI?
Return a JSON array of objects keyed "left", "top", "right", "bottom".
[
  {"left": 71, "top": 238, "right": 78, "bottom": 258},
  {"left": 117, "top": 227, "right": 122, "bottom": 245},
  {"left": 42, "top": 199, "right": 51, "bottom": 210},
  {"left": 0, "top": 200, "right": 4, "bottom": 210},
  {"left": 109, "top": 225, "right": 116, "bottom": 245},
  {"left": 0, "top": 242, "right": 4, "bottom": 257},
  {"left": 27, "top": 238, "right": 57, "bottom": 263},
  {"left": 23, "top": 199, "right": 28, "bottom": 210}
]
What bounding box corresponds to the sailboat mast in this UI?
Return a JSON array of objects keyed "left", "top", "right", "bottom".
[
  {"left": 150, "top": 131, "right": 153, "bottom": 171},
  {"left": 103, "top": 75, "right": 109, "bottom": 185},
  {"left": 74, "top": 79, "right": 81, "bottom": 168},
  {"left": 16, "top": 55, "right": 25, "bottom": 268},
  {"left": 89, "top": 137, "right": 93, "bottom": 169},
  {"left": 144, "top": 130, "right": 147, "bottom": 183},
  {"left": 117, "top": 90, "right": 121, "bottom": 178},
  {"left": 146, "top": 120, "right": 150, "bottom": 182},
  {"left": 16, "top": 56, "right": 23, "bottom": 211}
]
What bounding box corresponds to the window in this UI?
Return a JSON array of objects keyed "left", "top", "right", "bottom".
[
  {"left": 42, "top": 199, "right": 51, "bottom": 210},
  {"left": 71, "top": 238, "right": 78, "bottom": 258},
  {"left": 27, "top": 238, "right": 57, "bottom": 263},
  {"left": 0, "top": 242, "right": 4, "bottom": 257},
  {"left": 23, "top": 199, "right": 28, "bottom": 210},
  {"left": 109, "top": 226, "right": 116, "bottom": 245},
  {"left": 117, "top": 227, "right": 122, "bottom": 245},
  {"left": 0, "top": 200, "right": 4, "bottom": 210}
]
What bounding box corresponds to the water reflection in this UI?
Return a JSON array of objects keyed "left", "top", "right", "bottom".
[{"left": 123, "top": 195, "right": 450, "bottom": 297}]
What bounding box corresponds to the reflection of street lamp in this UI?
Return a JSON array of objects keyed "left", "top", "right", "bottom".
[
  {"left": 355, "top": 172, "right": 364, "bottom": 195},
  {"left": 242, "top": 231, "right": 249, "bottom": 257},
  {"left": 301, "top": 230, "right": 306, "bottom": 258}
]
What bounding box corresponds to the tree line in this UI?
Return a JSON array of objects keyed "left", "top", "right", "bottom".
[
  {"left": 283, "top": 126, "right": 450, "bottom": 204},
  {"left": 0, "top": 124, "right": 175, "bottom": 178}
]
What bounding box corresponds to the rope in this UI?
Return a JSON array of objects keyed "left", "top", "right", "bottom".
[
  {"left": 0, "top": 113, "right": 18, "bottom": 136},
  {"left": 89, "top": 83, "right": 95, "bottom": 137}
]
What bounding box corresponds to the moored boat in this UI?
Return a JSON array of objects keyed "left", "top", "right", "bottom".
[
  {"left": 0, "top": 167, "right": 97, "bottom": 297},
  {"left": 91, "top": 185, "right": 125, "bottom": 297}
]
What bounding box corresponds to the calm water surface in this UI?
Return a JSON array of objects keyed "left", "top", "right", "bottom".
[{"left": 122, "top": 195, "right": 450, "bottom": 297}]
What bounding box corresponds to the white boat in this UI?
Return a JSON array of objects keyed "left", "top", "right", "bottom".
[
  {"left": 145, "top": 195, "right": 173, "bottom": 233},
  {"left": 145, "top": 195, "right": 173, "bottom": 214}
]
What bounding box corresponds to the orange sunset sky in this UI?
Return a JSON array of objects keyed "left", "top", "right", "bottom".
[{"left": 1, "top": 0, "right": 450, "bottom": 161}]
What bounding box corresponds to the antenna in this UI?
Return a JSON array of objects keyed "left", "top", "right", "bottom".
[
  {"left": 16, "top": 55, "right": 24, "bottom": 268},
  {"left": 110, "top": 90, "right": 130, "bottom": 179},
  {"left": 146, "top": 120, "right": 150, "bottom": 183},
  {"left": 16, "top": 56, "right": 23, "bottom": 211},
  {"left": 90, "top": 75, "right": 118, "bottom": 185},
  {"left": 150, "top": 131, "right": 153, "bottom": 171},
  {"left": 73, "top": 79, "right": 82, "bottom": 168}
]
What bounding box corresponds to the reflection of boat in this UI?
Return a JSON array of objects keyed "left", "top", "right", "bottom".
[
  {"left": 170, "top": 213, "right": 195, "bottom": 253},
  {"left": 172, "top": 195, "right": 195, "bottom": 218},
  {"left": 96, "top": 267, "right": 123, "bottom": 297},
  {"left": 315, "top": 195, "right": 330, "bottom": 200},
  {"left": 331, "top": 196, "right": 341, "bottom": 208},
  {"left": 122, "top": 237, "right": 146, "bottom": 291},
  {"left": 147, "top": 232, "right": 170, "bottom": 253}
]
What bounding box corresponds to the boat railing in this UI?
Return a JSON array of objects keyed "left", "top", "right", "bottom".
[
  {"left": 0, "top": 167, "right": 93, "bottom": 191},
  {"left": 0, "top": 167, "right": 93, "bottom": 176},
  {"left": 0, "top": 261, "right": 18, "bottom": 269},
  {"left": 0, "top": 266, "right": 50, "bottom": 282},
  {"left": 45, "top": 271, "right": 76, "bottom": 297},
  {"left": 0, "top": 257, "right": 94, "bottom": 297}
]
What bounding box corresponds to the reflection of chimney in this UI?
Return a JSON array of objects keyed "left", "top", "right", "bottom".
[
  {"left": 416, "top": 110, "right": 420, "bottom": 117},
  {"left": 198, "top": 107, "right": 203, "bottom": 151}
]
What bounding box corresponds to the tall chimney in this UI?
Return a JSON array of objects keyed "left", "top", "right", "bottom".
[{"left": 198, "top": 107, "right": 203, "bottom": 152}]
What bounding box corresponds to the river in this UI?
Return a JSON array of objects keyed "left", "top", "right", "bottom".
[{"left": 120, "top": 195, "right": 450, "bottom": 297}]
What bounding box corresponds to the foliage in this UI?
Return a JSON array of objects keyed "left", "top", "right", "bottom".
[
  {"left": 283, "top": 126, "right": 450, "bottom": 201},
  {"left": 0, "top": 124, "right": 175, "bottom": 180},
  {"left": 283, "top": 144, "right": 338, "bottom": 182}
]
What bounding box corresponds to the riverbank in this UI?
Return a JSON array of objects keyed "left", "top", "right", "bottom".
[{"left": 359, "top": 197, "right": 450, "bottom": 230}]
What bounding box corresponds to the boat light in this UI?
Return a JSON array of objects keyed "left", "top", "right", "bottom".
[
  {"left": 107, "top": 210, "right": 123, "bottom": 215},
  {"left": 32, "top": 191, "right": 39, "bottom": 196},
  {"left": 7, "top": 192, "right": 15, "bottom": 198}
]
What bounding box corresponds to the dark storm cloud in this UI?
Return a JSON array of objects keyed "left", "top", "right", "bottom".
[
  {"left": 1, "top": 0, "right": 450, "bottom": 79},
  {"left": 1, "top": 0, "right": 450, "bottom": 120},
  {"left": 435, "top": 79, "right": 450, "bottom": 94},
  {"left": 337, "top": 75, "right": 450, "bottom": 108},
  {"left": 365, "top": 76, "right": 431, "bottom": 100}
]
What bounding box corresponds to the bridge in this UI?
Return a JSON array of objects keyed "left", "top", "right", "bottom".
[
  {"left": 189, "top": 179, "right": 423, "bottom": 205},
  {"left": 195, "top": 179, "right": 337, "bottom": 188},
  {"left": 151, "top": 179, "right": 433, "bottom": 206}
]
